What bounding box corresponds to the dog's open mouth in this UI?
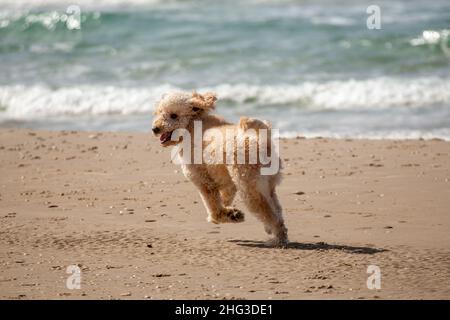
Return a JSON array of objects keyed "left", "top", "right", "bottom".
[{"left": 160, "top": 131, "right": 173, "bottom": 144}]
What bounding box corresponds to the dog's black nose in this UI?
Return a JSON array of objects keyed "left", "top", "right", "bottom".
[{"left": 152, "top": 127, "right": 160, "bottom": 134}]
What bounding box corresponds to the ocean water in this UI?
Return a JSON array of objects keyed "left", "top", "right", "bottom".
[{"left": 0, "top": 0, "right": 449, "bottom": 139}]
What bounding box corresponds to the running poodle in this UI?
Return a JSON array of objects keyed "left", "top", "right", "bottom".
[{"left": 152, "top": 91, "right": 288, "bottom": 247}]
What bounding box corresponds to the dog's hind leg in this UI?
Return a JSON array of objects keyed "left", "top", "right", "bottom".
[
  {"left": 232, "top": 166, "right": 288, "bottom": 247},
  {"left": 183, "top": 164, "right": 244, "bottom": 224}
]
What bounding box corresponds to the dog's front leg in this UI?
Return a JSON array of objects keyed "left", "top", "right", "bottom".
[{"left": 182, "top": 164, "right": 244, "bottom": 224}]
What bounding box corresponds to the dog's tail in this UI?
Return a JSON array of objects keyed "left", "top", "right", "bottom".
[
  {"left": 238, "top": 117, "right": 276, "bottom": 169},
  {"left": 239, "top": 116, "right": 271, "bottom": 131}
]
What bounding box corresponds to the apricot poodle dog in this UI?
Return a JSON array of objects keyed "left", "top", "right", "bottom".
[{"left": 152, "top": 91, "right": 288, "bottom": 246}]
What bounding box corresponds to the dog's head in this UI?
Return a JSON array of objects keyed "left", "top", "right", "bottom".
[{"left": 152, "top": 91, "right": 217, "bottom": 147}]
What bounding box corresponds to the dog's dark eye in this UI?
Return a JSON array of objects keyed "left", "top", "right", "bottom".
[
  {"left": 170, "top": 113, "right": 178, "bottom": 120},
  {"left": 192, "top": 107, "right": 200, "bottom": 112}
]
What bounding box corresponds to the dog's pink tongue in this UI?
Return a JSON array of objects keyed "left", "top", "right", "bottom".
[{"left": 160, "top": 132, "right": 170, "bottom": 142}]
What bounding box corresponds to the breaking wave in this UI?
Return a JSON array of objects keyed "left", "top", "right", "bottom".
[{"left": 1, "top": 77, "right": 450, "bottom": 119}]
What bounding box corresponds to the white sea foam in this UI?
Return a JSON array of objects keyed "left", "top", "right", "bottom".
[
  {"left": 0, "top": 0, "right": 164, "bottom": 10},
  {"left": 311, "top": 16, "right": 355, "bottom": 26},
  {"left": 0, "top": 84, "right": 174, "bottom": 118},
  {"left": 281, "top": 129, "right": 450, "bottom": 141},
  {"left": 208, "top": 77, "right": 450, "bottom": 109},
  {"left": 1, "top": 77, "right": 450, "bottom": 120}
]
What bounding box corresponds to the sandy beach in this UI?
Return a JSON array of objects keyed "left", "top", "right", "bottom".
[{"left": 0, "top": 128, "right": 449, "bottom": 299}]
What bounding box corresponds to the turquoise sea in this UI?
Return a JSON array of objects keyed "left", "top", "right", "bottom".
[{"left": 1, "top": 0, "right": 449, "bottom": 138}]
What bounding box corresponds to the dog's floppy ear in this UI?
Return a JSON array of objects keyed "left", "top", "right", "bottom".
[{"left": 190, "top": 91, "right": 217, "bottom": 113}]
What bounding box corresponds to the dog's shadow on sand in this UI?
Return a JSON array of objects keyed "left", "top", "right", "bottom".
[{"left": 228, "top": 239, "right": 386, "bottom": 254}]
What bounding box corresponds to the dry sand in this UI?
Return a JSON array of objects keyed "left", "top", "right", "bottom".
[{"left": 0, "top": 128, "right": 449, "bottom": 299}]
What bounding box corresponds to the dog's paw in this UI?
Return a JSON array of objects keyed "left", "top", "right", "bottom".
[
  {"left": 219, "top": 207, "right": 245, "bottom": 223},
  {"left": 266, "top": 225, "right": 289, "bottom": 248},
  {"left": 266, "top": 236, "right": 289, "bottom": 248},
  {"left": 227, "top": 208, "right": 245, "bottom": 223},
  {"left": 207, "top": 208, "right": 245, "bottom": 224}
]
